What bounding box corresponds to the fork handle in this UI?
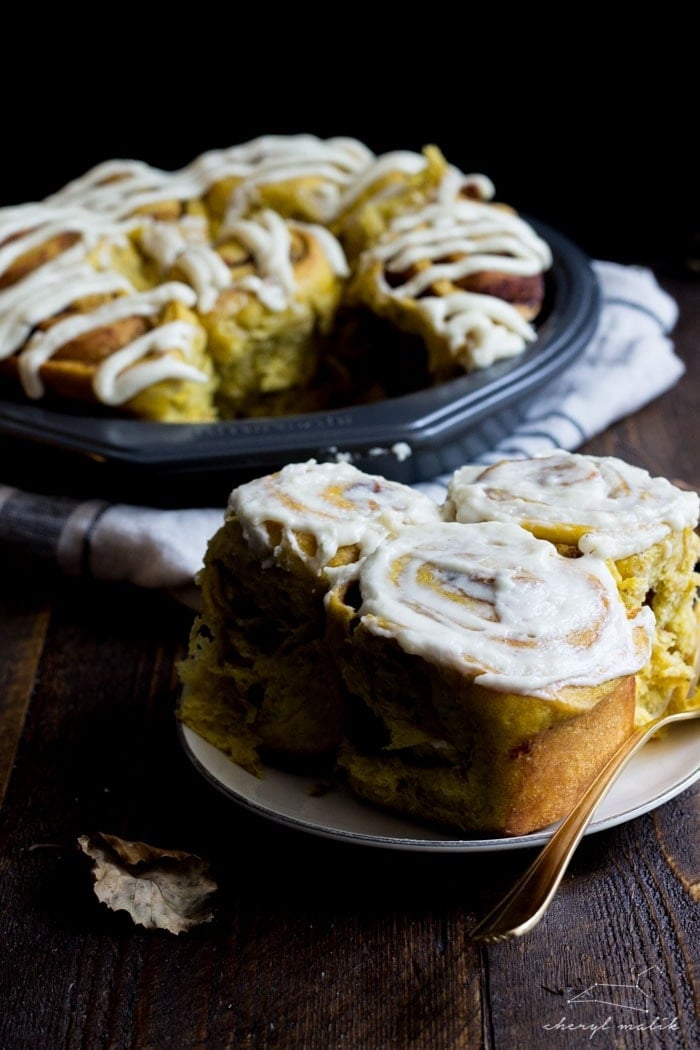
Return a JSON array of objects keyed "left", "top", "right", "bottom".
[{"left": 468, "top": 716, "right": 671, "bottom": 942}]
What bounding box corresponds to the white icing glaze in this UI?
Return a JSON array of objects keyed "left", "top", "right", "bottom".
[
  {"left": 416, "top": 291, "right": 535, "bottom": 368},
  {"left": 137, "top": 210, "right": 348, "bottom": 315},
  {"left": 0, "top": 203, "right": 129, "bottom": 287},
  {"left": 335, "top": 150, "right": 495, "bottom": 217},
  {"left": 219, "top": 136, "right": 377, "bottom": 227},
  {"left": 229, "top": 459, "right": 442, "bottom": 580},
  {"left": 46, "top": 158, "right": 193, "bottom": 220},
  {"left": 0, "top": 200, "right": 347, "bottom": 402},
  {"left": 145, "top": 235, "right": 233, "bottom": 315},
  {"left": 296, "top": 221, "right": 350, "bottom": 280},
  {"left": 19, "top": 282, "right": 204, "bottom": 403},
  {"left": 0, "top": 201, "right": 211, "bottom": 402},
  {"left": 334, "top": 150, "right": 430, "bottom": 213},
  {"left": 438, "top": 170, "right": 496, "bottom": 203},
  {"left": 356, "top": 195, "right": 552, "bottom": 368},
  {"left": 219, "top": 209, "right": 297, "bottom": 312},
  {"left": 92, "top": 320, "right": 207, "bottom": 405},
  {"left": 0, "top": 263, "right": 133, "bottom": 359},
  {"left": 48, "top": 135, "right": 376, "bottom": 226},
  {"left": 447, "top": 450, "right": 700, "bottom": 559},
  {"left": 375, "top": 198, "right": 551, "bottom": 279},
  {"left": 356, "top": 520, "right": 655, "bottom": 700}
]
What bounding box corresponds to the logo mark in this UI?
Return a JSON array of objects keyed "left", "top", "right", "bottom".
[{"left": 566, "top": 966, "right": 660, "bottom": 1013}]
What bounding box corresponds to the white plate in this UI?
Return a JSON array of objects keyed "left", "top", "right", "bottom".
[{"left": 179, "top": 720, "right": 700, "bottom": 853}]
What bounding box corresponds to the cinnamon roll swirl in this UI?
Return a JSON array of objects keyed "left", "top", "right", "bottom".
[
  {"left": 177, "top": 454, "right": 697, "bottom": 836},
  {"left": 445, "top": 451, "right": 700, "bottom": 724},
  {"left": 176, "top": 455, "right": 700, "bottom": 831}
]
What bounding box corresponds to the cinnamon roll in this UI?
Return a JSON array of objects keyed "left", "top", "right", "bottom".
[
  {"left": 177, "top": 460, "right": 443, "bottom": 774},
  {"left": 328, "top": 519, "right": 653, "bottom": 835},
  {"left": 445, "top": 450, "right": 700, "bottom": 723},
  {"left": 200, "top": 134, "right": 376, "bottom": 230},
  {"left": 343, "top": 181, "right": 552, "bottom": 379},
  {"left": 145, "top": 207, "right": 349, "bottom": 417},
  {"left": 0, "top": 202, "right": 217, "bottom": 421}
]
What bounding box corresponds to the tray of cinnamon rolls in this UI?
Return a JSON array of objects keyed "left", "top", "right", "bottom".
[{"left": 0, "top": 135, "right": 600, "bottom": 503}]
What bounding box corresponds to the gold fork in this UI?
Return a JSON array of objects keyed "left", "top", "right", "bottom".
[{"left": 468, "top": 701, "right": 700, "bottom": 943}]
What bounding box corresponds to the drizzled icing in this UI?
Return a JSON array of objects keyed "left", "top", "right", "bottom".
[
  {"left": 20, "top": 283, "right": 204, "bottom": 402},
  {"left": 0, "top": 145, "right": 356, "bottom": 404},
  {"left": 0, "top": 204, "right": 206, "bottom": 405},
  {"left": 136, "top": 209, "right": 348, "bottom": 315},
  {"left": 229, "top": 459, "right": 442, "bottom": 580},
  {"left": 0, "top": 136, "right": 373, "bottom": 406},
  {"left": 355, "top": 195, "right": 553, "bottom": 369},
  {"left": 0, "top": 134, "right": 551, "bottom": 413},
  {"left": 356, "top": 520, "right": 654, "bottom": 700},
  {"left": 446, "top": 450, "right": 700, "bottom": 559},
  {"left": 216, "top": 136, "right": 377, "bottom": 229},
  {"left": 47, "top": 135, "right": 375, "bottom": 225}
]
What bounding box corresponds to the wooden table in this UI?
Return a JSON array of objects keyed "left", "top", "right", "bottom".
[{"left": 1, "top": 262, "right": 698, "bottom": 1050}]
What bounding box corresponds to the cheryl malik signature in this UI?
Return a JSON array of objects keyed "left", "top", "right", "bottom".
[{"left": 542, "top": 966, "right": 680, "bottom": 1037}]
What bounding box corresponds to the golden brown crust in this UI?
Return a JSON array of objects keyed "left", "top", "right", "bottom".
[
  {"left": 504, "top": 677, "right": 635, "bottom": 835},
  {"left": 336, "top": 678, "right": 636, "bottom": 838},
  {"left": 51, "top": 313, "right": 149, "bottom": 365},
  {"left": 329, "top": 584, "right": 640, "bottom": 837}
]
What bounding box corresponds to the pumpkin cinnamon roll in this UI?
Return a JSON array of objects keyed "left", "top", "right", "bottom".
[
  {"left": 331, "top": 144, "right": 454, "bottom": 259},
  {"left": 47, "top": 157, "right": 209, "bottom": 226},
  {"left": 445, "top": 450, "right": 700, "bottom": 723},
  {"left": 0, "top": 202, "right": 216, "bottom": 421},
  {"left": 188, "top": 210, "right": 349, "bottom": 418},
  {"left": 177, "top": 460, "right": 443, "bottom": 775},
  {"left": 329, "top": 519, "right": 654, "bottom": 836},
  {"left": 326, "top": 149, "right": 552, "bottom": 400},
  {"left": 131, "top": 203, "right": 351, "bottom": 417},
  {"left": 345, "top": 193, "right": 551, "bottom": 375}
]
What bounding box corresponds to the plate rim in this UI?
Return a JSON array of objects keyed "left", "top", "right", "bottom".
[{"left": 177, "top": 719, "right": 700, "bottom": 854}]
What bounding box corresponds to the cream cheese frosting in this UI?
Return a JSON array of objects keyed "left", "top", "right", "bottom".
[
  {"left": 446, "top": 450, "right": 700, "bottom": 559},
  {"left": 46, "top": 134, "right": 376, "bottom": 225},
  {"left": 355, "top": 519, "right": 655, "bottom": 700},
  {"left": 229, "top": 459, "right": 443, "bottom": 580}
]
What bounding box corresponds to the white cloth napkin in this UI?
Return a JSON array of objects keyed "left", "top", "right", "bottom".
[{"left": 0, "top": 261, "right": 683, "bottom": 596}]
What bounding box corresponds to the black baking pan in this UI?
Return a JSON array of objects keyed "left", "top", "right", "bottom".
[{"left": 0, "top": 219, "right": 600, "bottom": 508}]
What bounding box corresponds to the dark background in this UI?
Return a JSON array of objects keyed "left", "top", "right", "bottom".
[{"left": 0, "top": 27, "right": 694, "bottom": 270}]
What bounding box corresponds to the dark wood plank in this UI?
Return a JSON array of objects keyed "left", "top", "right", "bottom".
[{"left": 0, "top": 580, "right": 50, "bottom": 807}]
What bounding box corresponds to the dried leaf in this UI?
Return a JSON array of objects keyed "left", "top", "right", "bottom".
[{"left": 78, "top": 831, "right": 217, "bottom": 935}]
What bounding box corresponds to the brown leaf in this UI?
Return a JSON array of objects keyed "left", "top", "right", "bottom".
[{"left": 77, "top": 831, "right": 217, "bottom": 935}]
